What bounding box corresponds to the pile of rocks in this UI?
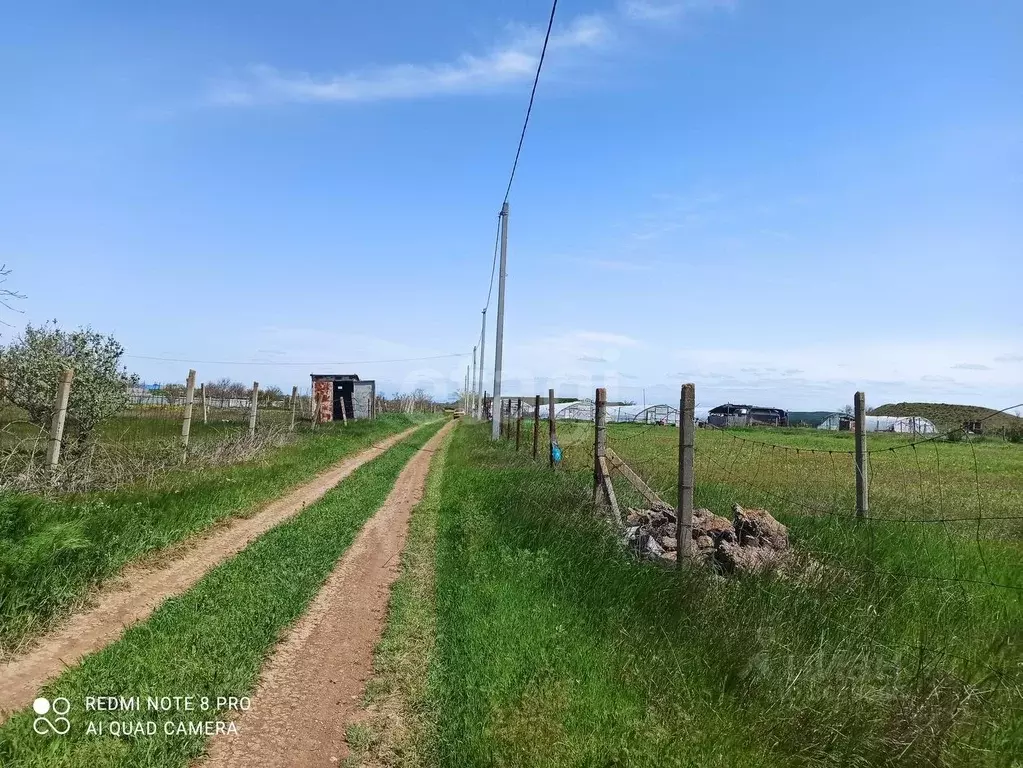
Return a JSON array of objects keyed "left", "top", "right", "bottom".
[{"left": 623, "top": 503, "right": 791, "bottom": 574}]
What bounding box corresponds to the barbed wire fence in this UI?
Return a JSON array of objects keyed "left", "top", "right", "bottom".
[{"left": 490, "top": 384, "right": 1023, "bottom": 749}]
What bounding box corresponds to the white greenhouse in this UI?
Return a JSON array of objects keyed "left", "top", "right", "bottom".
[
  {"left": 817, "top": 414, "right": 937, "bottom": 434},
  {"left": 532, "top": 399, "right": 682, "bottom": 425}
]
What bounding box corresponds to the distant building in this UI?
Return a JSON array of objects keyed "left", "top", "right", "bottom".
[
  {"left": 707, "top": 404, "right": 788, "bottom": 428},
  {"left": 817, "top": 414, "right": 936, "bottom": 433},
  {"left": 310, "top": 374, "right": 376, "bottom": 422}
]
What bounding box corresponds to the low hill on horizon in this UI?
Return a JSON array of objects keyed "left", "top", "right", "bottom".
[{"left": 870, "top": 402, "right": 1023, "bottom": 432}]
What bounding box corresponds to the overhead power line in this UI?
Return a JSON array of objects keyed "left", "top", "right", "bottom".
[
  {"left": 474, "top": 0, "right": 559, "bottom": 416},
  {"left": 502, "top": 0, "right": 558, "bottom": 206},
  {"left": 483, "top": 213, "right": 502, "bottom": 313}
]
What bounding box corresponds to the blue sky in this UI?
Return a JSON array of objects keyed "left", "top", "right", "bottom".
[{"left": 2, "top": 0, "right": 1020, "bottom": 411}]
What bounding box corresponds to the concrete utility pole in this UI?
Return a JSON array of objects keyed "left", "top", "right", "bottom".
[
  {"left": 470, "top": 345, "right": 478, "bottom": 418},
  {"left": 476, "top": 310, "right": 487, "bottom": 419},
  {"left": 490, "top": 202, "right": 509, "bottom": 440}
]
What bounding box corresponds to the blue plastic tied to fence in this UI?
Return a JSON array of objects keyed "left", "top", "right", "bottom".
[{"left": 551, "top": 440, "right": 562, "bottom": 463}]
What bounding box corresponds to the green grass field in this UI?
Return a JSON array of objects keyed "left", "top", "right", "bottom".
[
  {"left": 0, "top": 413, "right": 427, "bottom": 654},
  {"left": 404, "top": 423, "right": 1020, "bottom": 767},
  {"left": 0, "top": 419, "right": 445, "bottom": 768}
]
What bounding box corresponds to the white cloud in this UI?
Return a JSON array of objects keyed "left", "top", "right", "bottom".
[
  {"left": 209, "top": 15, "right": 611, "bottom": 106},
  {"left": 209, "top": 0, "right": 736, "bottom": 107},
  {"left": 621, "top": 0, "right": 735, "bottom": 23}
]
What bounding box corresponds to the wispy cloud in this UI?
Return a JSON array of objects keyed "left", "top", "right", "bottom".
[
  {"left": 209, "top": 1, "right": 735, "bottom": 106},
  {"left": 994, "top": 354, "right": 1023, "bottom": 363},
  {"left": 621, "top": 0, "right": 736, "bottom": 23},
  {"left": 579, "top": 355, "right": 609, "bottom": 363},
  {"left": 951, "top": 363, "right": 992, "bottom": 371},
  {"left": 210, "top": 15, "right": 611, "bottom": 106}
]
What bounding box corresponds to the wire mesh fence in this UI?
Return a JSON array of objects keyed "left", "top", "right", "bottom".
[
  {"left": 0, "top": 371, "right": 325, "bottom": 494},
  {"left": 488, "top": 388, "right": 1023, "bottom": 753}
]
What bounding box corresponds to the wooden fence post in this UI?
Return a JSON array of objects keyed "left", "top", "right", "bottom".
[
  {"left": 854, "top": 390, "right": 869, "bottom": 518},
  {"left": 533, "top": 394, "right": 540, "bottom": 459},
  {"left": 290, "top": 385, "right": 299, "bottom": 431},
  {"left": 548, "top": 388, "right": 557, "bottom": 469},
  {"left": 181, "top": 369, "right": 196, "bottom": 461},
  {"left": 249, "top": 382, "right": 259, "bottom": 438},
  {"left": 594, "top": 387, "right": 607, "bottom": 502},
  {"left": 340, "top": 392, "right": 348, "bottom": 425},
  {"left": 516, "top": 398, "right": 522, "bottom": 451},
  {"left": 676, "top": 383, "right": 695, "bottom": 560},
  {"left": 45, "top": 369, "right": 74, "bottom": 474},
  {"left": 200, "top": 383, "right": 209, "bottom": 424}
]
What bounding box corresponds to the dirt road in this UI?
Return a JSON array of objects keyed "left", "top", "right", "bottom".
[
  {"left": 0, "top": 425, "right": 423, "bottom": 722},
  {"left": 201, "top": 420, "right": 453, "bottom": 768}
]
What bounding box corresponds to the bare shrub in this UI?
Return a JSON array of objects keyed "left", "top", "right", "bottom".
[{"left": 0, "top": 424, "right": 299, "bottom": 495}]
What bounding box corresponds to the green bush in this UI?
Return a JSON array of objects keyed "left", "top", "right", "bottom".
[{"left": 0, "top": 322, "right": 138, "bottom": 445}]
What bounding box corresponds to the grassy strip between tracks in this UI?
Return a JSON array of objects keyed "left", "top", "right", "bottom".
[
  {"left": 0, "top": 418, "right": 445, "bottom": 768},
  {"left": 0, "top": 413, "right": 429, "bottom": 653},
  {"left": 349, "top": 426, "right": 453, "bottom": 767},
  {"left": 423, "top": 424, "right": 1019, "bottom": 767}
]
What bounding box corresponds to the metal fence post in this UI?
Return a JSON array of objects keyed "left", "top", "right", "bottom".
[
  {"left": 533, "top": 394, "right": 540, "bottom": 459},
  {"left": 45, "top": 369, "right": 74, "bottom": 474},
  {"left": 181, "top": 369, "right": 196, "bottom": 461},
  {"left": 855, "top": 390, "right": 869, "bottom": 518},
  {"left": 249, "top": 381, "right": 259, "bottom": 438},
  {"left": 676, "top": 383, "right": 695, "bottom": 560},
  {"left": 594, "top": 387, "right": 607, "bottom": 502},
  {"left": 290, "top": 385, "right": 299, "bottom": 431},
  {"left": 516, "top": 398, "right": 522, "bottom": 450},
  {"left": 200, "top": 382, "right": 209, "bottom": 424}
]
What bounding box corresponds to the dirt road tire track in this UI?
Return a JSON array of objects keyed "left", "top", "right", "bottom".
[
  {"left": 0, "top": 424, "right": 425, "bottom": 722},
  {"left": 200, "top": 420, "right": 454, "bottom": 768}
]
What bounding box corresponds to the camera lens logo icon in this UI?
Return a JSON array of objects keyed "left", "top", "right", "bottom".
[{"left": 32, "top": 697, "right": 71, "bottom": 735}]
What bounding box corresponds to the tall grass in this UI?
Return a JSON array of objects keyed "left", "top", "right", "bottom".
[
  {"left": 428, "top": 425, "right": 1021, "bottom": 767},
  {"left": 0, "top": 414, "right": 429, "bottom": 654}
]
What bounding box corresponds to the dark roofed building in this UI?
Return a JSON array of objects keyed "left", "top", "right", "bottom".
[{"left": 708, "top": 403, "right": 788, "bottom": 428}]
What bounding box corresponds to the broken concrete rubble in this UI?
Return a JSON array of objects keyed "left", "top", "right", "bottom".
[{"left": 622, "top": 502, "right": 791, "bottom": 574}]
